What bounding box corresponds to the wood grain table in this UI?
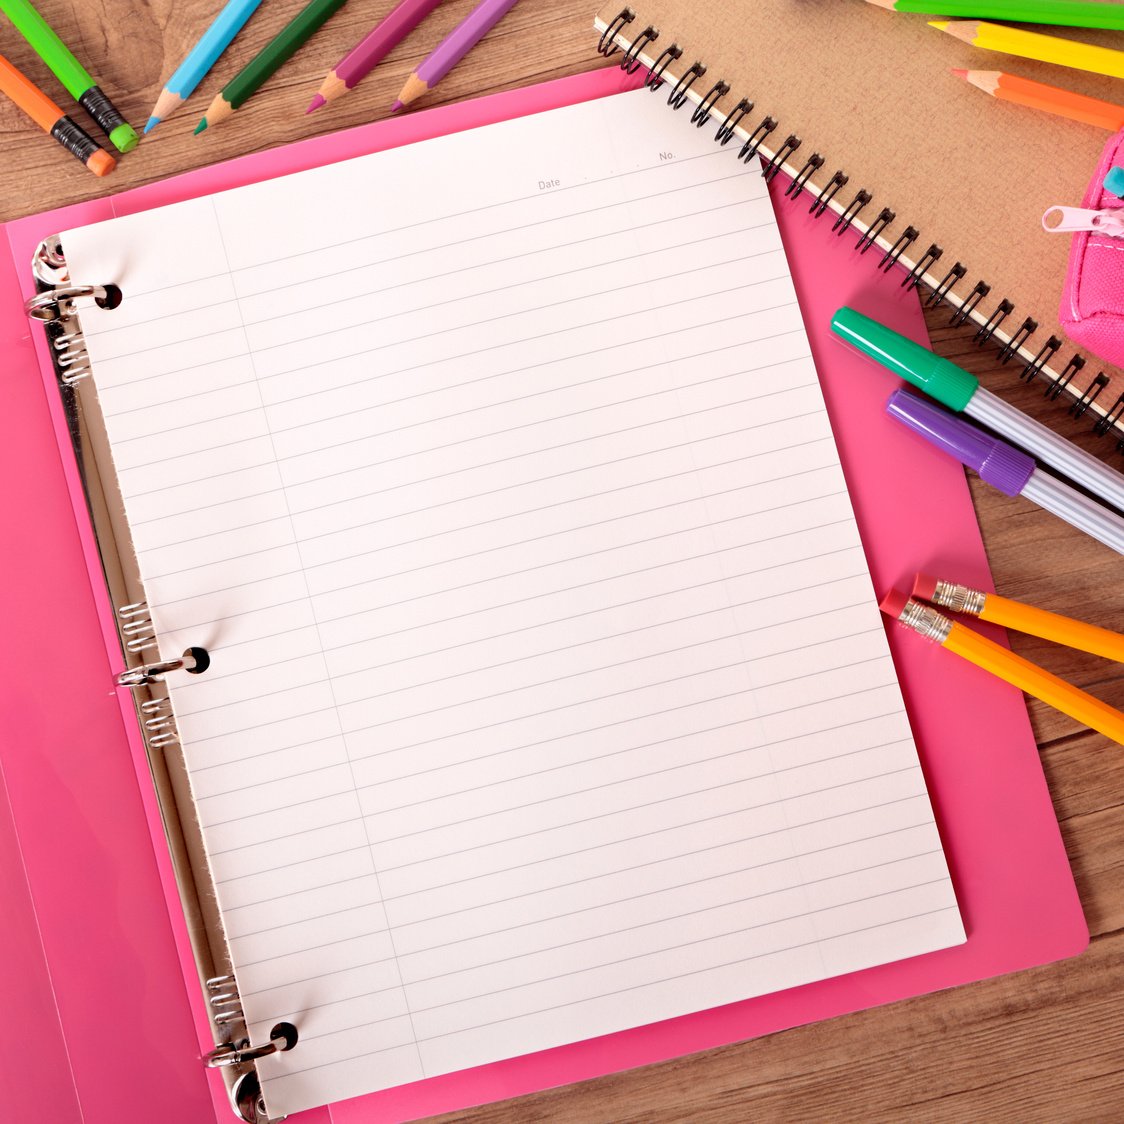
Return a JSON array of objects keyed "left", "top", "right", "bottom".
[{"left": 3, "top": 1, "right": 1123, "bottom": 1119}]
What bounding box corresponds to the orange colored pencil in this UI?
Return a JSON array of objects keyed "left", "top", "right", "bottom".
[
  {"left": 0, "top": 52, "right": 114, "bottom": 175},
  {"left": 953, "top": 67, "right": 1124, "bottom": 132}
]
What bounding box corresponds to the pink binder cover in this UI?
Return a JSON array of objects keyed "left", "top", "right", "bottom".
[{"left": 0, "top": 67, "right": 1086, "bottom": 1124}]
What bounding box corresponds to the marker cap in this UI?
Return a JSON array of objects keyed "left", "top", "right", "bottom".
[
  {"left": 831, "top": 307, "right": 979, "bottom": 413},
  {"left": 886, "top": 389, "right": 1034, "bottom": 497}
]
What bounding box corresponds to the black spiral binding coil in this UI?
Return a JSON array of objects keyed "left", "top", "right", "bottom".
[{"left": 596, "top": 7, "right": 1123, "bottom": 450}]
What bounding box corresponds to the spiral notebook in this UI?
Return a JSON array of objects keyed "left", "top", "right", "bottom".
[
  {"left": 594, "top": 2, "right": 1124, "bottom": 446},
  {"left": 19, "top": 86, "right": 976, "bottom": 1119}
]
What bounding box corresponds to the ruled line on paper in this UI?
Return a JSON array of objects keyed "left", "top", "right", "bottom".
[
  {"left": 234, "top": 827, "right": 933, "bottom": 967},
  {"left": 91, "top": 149, "right": 739, "bottom": 306},
  {"left": 118, "top": 321, "right": 809, "bottom": 498},
  {"left": 263, "top": 902, "right": 962, "bottom": 1075},
  {"left": 96, "top": 231, "right": 782, "bottom": 366},
  {"left": 125, "top": 366, "right": 819, "bottom": 528},
  {"left": 226, "top": 792, "right": 935, "bottom": 943}
]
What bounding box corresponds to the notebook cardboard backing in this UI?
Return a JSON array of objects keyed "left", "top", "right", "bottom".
[{"left": 596, "top": 1, "right": 1123, "bottom": 415}]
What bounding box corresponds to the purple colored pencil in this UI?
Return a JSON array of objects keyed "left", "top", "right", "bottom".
[
  {"left": 307, "top": 0, "right": 445, "bottom": 113},
  {"left": 391, "top": 0, "right": 520, "bottom": 111}
]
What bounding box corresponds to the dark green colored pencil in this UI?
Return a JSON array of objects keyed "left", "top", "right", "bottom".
[{"left": 196, "top": 0, "right": 349, "bottom": 133}]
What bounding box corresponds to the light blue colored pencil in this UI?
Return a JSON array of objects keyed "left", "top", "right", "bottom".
[{"left": 145, "top": 0, "right": 266, "bottom": 133}]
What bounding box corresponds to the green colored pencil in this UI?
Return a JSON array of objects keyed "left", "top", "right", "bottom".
[
  {"left": 865, "top": 0, "right": 1124, "bottom": 31},
  {"left": 196, "top": 0, "right": 350, "bottom": 132},
  {"left": 0, "top": 0, "right": 137, "bottom": 151}
]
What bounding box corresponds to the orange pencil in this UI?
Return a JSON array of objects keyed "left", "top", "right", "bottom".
[
  {"left": 881, "top": 589, "right": 1124, "bottom": 744},
  {"left": 953, "top": 68, "right": 1124, "bottom": 132},
  {"left": 913, "top": 574, "right": 1124, "bottom": 663},
  {"left": 0, "top": 52, "right": 114, "bottom": 175}
]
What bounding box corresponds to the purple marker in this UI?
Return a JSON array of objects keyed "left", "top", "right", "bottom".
[
  {"left": 392, "top": 0, "right": 521, "bottom": 111},
  {"left": 887, "top": 388, "right": 1124, "bottom": 556}
]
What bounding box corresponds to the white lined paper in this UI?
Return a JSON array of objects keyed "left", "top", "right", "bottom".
[{"left": 63, "top": 90, "right": 963, "bottom": 1117}]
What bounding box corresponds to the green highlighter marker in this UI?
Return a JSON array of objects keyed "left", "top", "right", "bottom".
[
  {"left": 831, "top": 306, "right": 1124, "bottom": 515},
  {"left": 0, "top": 0, "right": 137, "bottom": 153}
]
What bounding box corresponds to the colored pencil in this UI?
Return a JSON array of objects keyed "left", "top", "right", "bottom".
[
  {"left": 930, "top": 19, "right": 1124, "bottom": 81},
  {"left": 196, "top": 0, "right": 349, "bottom": 133},
  {"left": 0, "top": 0, "right": 137, "bottom": 152},
  {"left": 881, "top": 590, "right": 1124, "bottom": 744},
  {"left": 952, "top": 68, "right": 1124, "bottom": 131},
  {"left": 392, "top": 0, "right": 520, "bottom": 112},
  {"left": 913, "top": 574, "right": 1124, "bottom": 664},
  {"left": 867, "top": 0, "right": 1124, "bottom": 32},
  {"left": 308, "top": 0, "right": 445, "bottom": 113},
  {"left": 146, "top": 0, "right": 267, "bottom": 133},
  {"left": 0, "top": 52, "right": 114, "bottom": 175}
]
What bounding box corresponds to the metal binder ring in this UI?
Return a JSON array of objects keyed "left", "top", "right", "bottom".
[
  {"left": 116, "top": 647, "right": 210, "bottom": 688},
  {"left": 206, "top": 1024, "right": 298, "bottom": 1069},
  {"left": 31, "top": 235, "right": 68, "bottom": 285},
  {"left": 25, "top": 284, "right": 113, "bottom": 322}
]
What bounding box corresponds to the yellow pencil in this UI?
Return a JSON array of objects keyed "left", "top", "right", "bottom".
[
  {"left": 913, "top": 574, "right": 1124, "bottom": 663},
  {"left": 881, "top": 589, "right": 1124, "bottom": 744},
  {"left": 931, "top": 19, "right": 1124, "bottom": 81}
]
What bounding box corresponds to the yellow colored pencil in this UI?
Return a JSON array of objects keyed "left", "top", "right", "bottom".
[
  {"left": 882, "top": 590, "right": 1124, "bottom": 744},
  {"left": 931, "top": 19, "right": 1124, "bottom": 81},
  {"left": 914, "top": 574, "right": 1124, "bottom": 663}
]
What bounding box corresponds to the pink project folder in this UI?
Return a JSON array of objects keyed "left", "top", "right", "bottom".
[{"left": 0, "top": 67, "right": 1086, "bottom": 1124}]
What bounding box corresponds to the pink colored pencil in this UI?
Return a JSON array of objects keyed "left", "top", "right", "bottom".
[
  {"left": 391, "top": 0, "right": 520, "bottom": 112},
  {"left": 307, "top": 0, "right": 445, "bottom": 113}
]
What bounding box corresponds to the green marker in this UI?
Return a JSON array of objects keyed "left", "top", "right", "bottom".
[
  {"left": 831, "top": 306, "right": 1124, "bottom": 515},
  {"left": 0, "top": 0, "right": 137, "bottom": 152}
]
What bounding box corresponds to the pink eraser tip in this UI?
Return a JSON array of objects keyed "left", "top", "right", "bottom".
[
  {"left": 390, "top": 100, "right": 404, "bottom": 114},
  {"left": 950, "top": 68, "right": 968, "bottom": 79},
  {"left": 879, "top": 587, "right": 911, "bottom": 620},
  {"left": 913, "top": 572, "right": 939, "bottom": 601}
]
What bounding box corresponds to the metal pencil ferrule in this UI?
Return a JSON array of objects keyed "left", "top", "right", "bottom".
[
  {"left": 897, "top": 599, "right": 954, "bottom": 644},
  {"left": 929, "top": 580, "right": 986, "bottom": 616}
]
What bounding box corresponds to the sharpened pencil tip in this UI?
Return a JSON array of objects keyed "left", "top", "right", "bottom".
[
  {"left": 929, "top": 19, "right": 949, "bottom": 29},
  {"left": 950, "top": 68, "right": 968, "bottom": 80},
  {"left": 390, "top": 100, "right": 404, "bottom": 114},
  {"left": 306, "top": 94, "right": 326, "bottom": 115},
  {"left": 144, "top": 117, "right": 159, "bottom": 134},
  {"left": 194, "top": 118, "right": 208, "bottom": 135}
]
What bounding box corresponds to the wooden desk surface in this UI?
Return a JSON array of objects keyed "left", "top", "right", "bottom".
[{"left": 3, "top": 1, "right": 1122, "bottom": 1119}]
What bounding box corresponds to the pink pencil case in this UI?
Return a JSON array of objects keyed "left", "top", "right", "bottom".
[{"left": 1046, "top": 129, "right": 1124, "bottom": 370}]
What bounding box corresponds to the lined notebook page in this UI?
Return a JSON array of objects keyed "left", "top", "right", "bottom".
[{"left": 63, "top": 89, "right": 963, "bottom": 1117}]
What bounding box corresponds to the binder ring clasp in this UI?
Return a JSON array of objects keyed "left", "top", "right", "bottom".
[{"left": 206, "top": 1024, "right": 298, "bottom": 1069}]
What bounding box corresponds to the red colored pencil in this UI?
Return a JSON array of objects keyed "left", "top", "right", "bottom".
[{"left": 308, "top": 0, "right": 445, "bottom": 113}]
